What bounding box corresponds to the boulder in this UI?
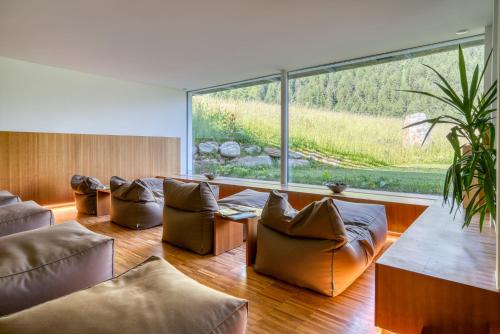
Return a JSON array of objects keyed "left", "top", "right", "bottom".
[
  {"left": 233, "top": 155, "right": 273, "bottom": 168},
  {"left": 289, "top": 151, "right": 303, "bottom": 159},
  {"left": 198, "top": 142, "right": 219, "bottom": 154},
  {"left": 219, "top": 141, "right": 241, "bottom": 158},
  {"left": 288, "top": 159, "right": 310, "bottom": 168},
  {"left": 192, "top": 145, "right": 198, "bottom": 155},
  {"left": 244, "top": 145, "right": 261, "bottom": 155},
  {"left": 263, "top": 147, "right": 281, "bottom": 158}
]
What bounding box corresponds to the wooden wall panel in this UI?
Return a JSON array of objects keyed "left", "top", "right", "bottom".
[{"left": 0, "top": 131, "right": 180, "bottom": 205}]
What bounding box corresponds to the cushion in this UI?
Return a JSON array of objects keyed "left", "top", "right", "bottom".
[
  {"left": 71, "top": 175, "right": 103, "bottom": 195},
  {"left": 0, "top": 190, "right": 21, "bottom": 207},
  {"left": 218, "top": 189, "right": 270, "bottom": 209},
  {"left": 260, "top": 191, "right": 347, "bottom": 247},
  {"left": 163, "top": 178, "right": 219, "bottom": 212},
  {"left": 110, "top": 176, "right": 163, "bottom": 203},
  {"left": 0, "top": 221, "right": 114, "bottom": 315},
  {"left": 0, "top": 256, "right": 248, "bottom": 334},
  {"left": 0, "top": 200, "right": 54, "bottom": 237}
]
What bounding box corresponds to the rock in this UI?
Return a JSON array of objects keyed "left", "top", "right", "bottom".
[
  {"left": 193, "top": 145, "right": 198, "bottom": 155},
  {"left": 198, "top": 141, "right": 219, "bottom": 154},
  {"left": 264, "top": 147, "right": 281, "bottom": 158},
  {"left": 233, "top": 155, "right": 273, "bottom": 168},
  {"left": 289, "top": 151, "right": 303, "bottom": 159},
  {"left": 219, "top": 141, "right": 241, "bottom": 158},
  {"left": 288, "top": 159, "right": 310, "bottom": 168},
  {"left": 403, "top": 113, "right": 430, "bottom": 146},
  {"left": 244, "top": 145, "right": 261, "bottom": 155}
]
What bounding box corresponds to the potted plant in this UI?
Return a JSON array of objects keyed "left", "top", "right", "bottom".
[{"left": 402, "top": 46, "right": 496, "bottom": 230}]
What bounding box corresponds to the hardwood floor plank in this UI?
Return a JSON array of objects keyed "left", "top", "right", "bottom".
[{"left": 53, "top": 206, "right": 394, "bottom": 334}]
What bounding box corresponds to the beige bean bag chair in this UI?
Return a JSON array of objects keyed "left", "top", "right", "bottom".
[
  {"left": 110, "top": 176, "right": 163, "bottom": 229},
  {"left": 162, "top": 178, "right": 219, "bottom": 255},
  {"left": 0, "top": 221, "right": 114, "bottom": 316},
  {"left": 0, "top": 200, "right": 53, "bottom": 238},
  {"left": 254, "top": 190, "right": 387, "bottom": 296},
  {"left": 0, "top": 256, "right": 248, "bottom": 334}
]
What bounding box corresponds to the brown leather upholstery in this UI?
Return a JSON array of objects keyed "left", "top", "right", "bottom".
[
  {"left": 0, "top": 221, "right": 114, "bottom": 316},
  {"left": 0, "top": 256, "right": 248, "bottom": 334},
  {"left": 0, "top": 200, "right": 54, "bottom": 237},
  {"left": 162, "top": 178, "right": 219, "bottom": 255},
  {"left": 0, "top": 190, "right": 21, "bottom": 207},
  {"left": 71, "top": 175, "right": 104, "bottom": 215},
  {"left": 254, "top": 191, "right": 387, "bottom": 296},
  {"left": 110, "top": 176, "right": 163, "bottom": 229}
]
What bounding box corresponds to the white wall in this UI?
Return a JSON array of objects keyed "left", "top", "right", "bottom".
[{"left": 0, "top": 57, "right": 187, "bottom": 172}]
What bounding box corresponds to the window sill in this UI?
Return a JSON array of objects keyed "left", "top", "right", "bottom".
[{"left": 166, "top": 174, "right": 438, "bottom": 207}]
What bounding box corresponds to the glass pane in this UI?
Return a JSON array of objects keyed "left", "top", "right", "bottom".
[
  {"left": 192, "top": 81, "right": 281, "bottom": 181},
  {"left": 288, "top": 44, "right": 484, "bottom": 194}
]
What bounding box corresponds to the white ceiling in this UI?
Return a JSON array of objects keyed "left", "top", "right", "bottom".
[{"left": 0, "top": 0, "right": 492, "bottom": 91}]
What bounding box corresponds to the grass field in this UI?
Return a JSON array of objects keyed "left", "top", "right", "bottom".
[{"left": 193, "top": 96, "right": 453, "bottom": 194}]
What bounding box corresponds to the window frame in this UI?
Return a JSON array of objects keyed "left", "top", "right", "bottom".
[{"left": 186, "top": 35, "right": 485, "bottom": 188}]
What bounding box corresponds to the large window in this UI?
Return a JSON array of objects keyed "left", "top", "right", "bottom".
[
  {"left": 288, "top": 43, "right": 484, "bottom": 194},
  {"left": 190, "top": 37, "right": 484, "bottom": 194},
  {"left": 192, "top": 80, "right": 281, "bottom": 181}
]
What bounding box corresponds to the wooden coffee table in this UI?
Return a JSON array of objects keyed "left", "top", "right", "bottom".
[
  {"left": 96, "top": 188, "right": 111, "bottom": 216},
  {"left": 213, "top": 214, "right": 259, "bottom": 266}
]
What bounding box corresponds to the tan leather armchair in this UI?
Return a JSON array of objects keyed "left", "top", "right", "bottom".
[
  {"left": 162, "top": 178, "right": 219, "bottom": 255},
  {"left": 254, "top": 191, "right": 387, "bottom": 296}
]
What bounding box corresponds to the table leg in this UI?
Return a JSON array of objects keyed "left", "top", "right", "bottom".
[
  {"left": 96, "top": 191, "right": 111, "bottom": 216},
  {"left": 246, "top": 217, "right": 258, "bottom": 266},
  {"left": 213, "top": 216, "right": 244, "bottom": 256}
]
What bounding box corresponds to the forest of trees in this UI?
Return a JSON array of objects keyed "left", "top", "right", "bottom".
[{"left": 209, "top": 44, "right": 484, "bottom": 118}]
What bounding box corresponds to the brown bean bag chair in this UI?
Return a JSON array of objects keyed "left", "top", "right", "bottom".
[
  {"left": 71, "top": 175, "right": 104, "bottom": 215},
  {"left": 0, "top": 190, "right": 21, "bottom": 207},
  {"left": 110, "top": 176, "right": 163, "bottom": 229},
  {"left": 0, "top": 256, "right": 248, "bottom": 334},
  {"left": 0, "top": 200, "right": 54, "bottom": 238},
  {"left": 162, "top": 178, "right": 219, "bottom": 255},
  {"left": 254, "top": 191, "right": 387, "bottom": 296},
  {"left": 0, "top": 221, "right": 114, "bottom": 316}
]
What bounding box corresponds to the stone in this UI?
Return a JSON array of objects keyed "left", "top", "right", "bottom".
[
  {"left": 233, "top": 155, "right": 273, "bottom": 168},
  {"left": 198, "top": 142, "right": 219, "bottom": 154},
  {"left": 192, "top": 145, "right": 198, "bottom": 155},
  {"left": 263, "top": 147, "right": 281, "bottom": 158},
  {"left": 403, "top": 113, "right": 431, "bottom": 146},
  {"left": 219, "top": 141, "right": 241, "bottom": 158},
  {"left": 195, "top": 158, "right": 219, "bottom": 167},
  {"left": 289, "top": 151, "right": 303, "bottom": 159},
  {"left": 244, "top": 145, "right": 261, "bottom": 155},
  {"left": 288, "top": 159, "right": 310, "bottom": 168}
]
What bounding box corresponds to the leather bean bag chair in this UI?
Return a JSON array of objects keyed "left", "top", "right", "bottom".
[
  {"left": 0, "top": 190, "right": 21, "bottom": 207},
  {"left": 254, "top": 191, "right": 387, "bottom": 296},
  {"left": 0, "top": 221, "right": 114, "bottom": 316},
  {"left": 0, "top": 200, "right": 54, "bottom": 237},
  {"left": 71, "top": 175, "right": 104, "bottom": 215},
  {"left": 218, "top": 189, "right": 270, "bottom": 209},
  {"left": 110, "top": 176, "right": 164, "bottom": 229},
  {"left": 0, "top": 256, "right": 248, "bottom": 334},
  {"left": 162, "top": 178, "right": 219, "bottom": 255}
]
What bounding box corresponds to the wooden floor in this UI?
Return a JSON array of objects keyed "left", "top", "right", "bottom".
[{"left": 53, "top": 206, "right": 395, "bottom": 334}]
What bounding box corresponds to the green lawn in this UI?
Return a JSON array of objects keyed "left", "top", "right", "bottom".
[{"left": 193, "top": 97, "right": 452, "bottom": 195}]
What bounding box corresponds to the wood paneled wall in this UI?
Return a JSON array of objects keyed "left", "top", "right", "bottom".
[{"left": 0, "top": 131, "right": 180, "bottom": 205}]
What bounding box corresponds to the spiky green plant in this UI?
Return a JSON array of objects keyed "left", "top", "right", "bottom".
[{"left": 402, "top": 46, "right": 496, "bottom": 230}]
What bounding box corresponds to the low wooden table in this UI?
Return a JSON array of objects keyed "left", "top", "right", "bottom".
[
  {"left": 96, "top": 188, "right": 111, "bottom": 216},
  {"left": 214, "top": 214, "right": 259, "bottom": 266}
]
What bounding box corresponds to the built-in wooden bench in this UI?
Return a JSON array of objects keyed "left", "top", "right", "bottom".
[
  {"left": 168, "top": 175, "right": 436, "bottom": 234},
  {"left": 163, "top": 174, "right": 500, "bottom": 333}
]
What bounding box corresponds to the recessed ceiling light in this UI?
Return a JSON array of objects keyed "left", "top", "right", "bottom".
[{"left": 456, "top": 29, "right": 469, "bottom": 35}]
